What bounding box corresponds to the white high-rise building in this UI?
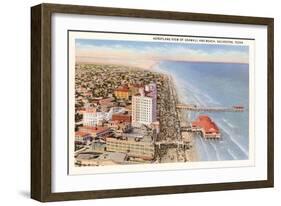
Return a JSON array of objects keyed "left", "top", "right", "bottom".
[
  {"left": 83, "top": 107, "right": 125, "bottom": 126},
  {"left": 83, "top": 112, "right": 107, "bottom": 126},
  {"left": 132, "top": 83, "right": 157, "bottom": 126}
]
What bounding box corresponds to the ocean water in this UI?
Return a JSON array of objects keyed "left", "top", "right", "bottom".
[{"left": 154, "top": 61, "right": 249, "bottom": 161}]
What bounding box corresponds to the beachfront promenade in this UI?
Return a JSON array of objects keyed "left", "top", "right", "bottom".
[{"left": 155, "top": 75, "right": 197, "bottom": 162}]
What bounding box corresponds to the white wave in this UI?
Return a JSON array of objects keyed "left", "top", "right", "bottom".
[
  {"left": 222, "top": 118, "right": 235, "bottom": 129},
  {"left": 154, "top": 62, "right": 248, "bottom": 161},
  {"left": 155, "top": 64, "right": 208, "bottom": 108},
  {"left": 220, "top": 124, "right": 248, "bottom": 157},
  {"left": 191, "top": 94, "right": 206, "bottom": 106},
  {"left": 173, "top": 77, "right": 207, "bottom": 107},
  {"left": 209, "top": 142, "right": 221, "bottom": 161},
  {"left": 227, "top": 149, "right": 239, "bottom": 160},
  {"left": 202, "top": 93, "right": 221, "bottom": 106}
]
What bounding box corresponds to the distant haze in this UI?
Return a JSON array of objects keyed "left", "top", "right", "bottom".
[{"left": 75, "top": 38, "right": 249, "bottom": 69}]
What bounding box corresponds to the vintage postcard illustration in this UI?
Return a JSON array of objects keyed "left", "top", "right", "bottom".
[{"left": 68, "top": 31, "right": 254, "bottom": 174}]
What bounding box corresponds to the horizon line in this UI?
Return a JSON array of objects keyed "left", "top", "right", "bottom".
[{"left": 75, "top": 57, "right": 249, "bottom": 65}]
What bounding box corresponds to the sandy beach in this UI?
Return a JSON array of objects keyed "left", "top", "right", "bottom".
[
  {"left": 169, "top": 75, "right": 199, "bottom": 162},
  {"left": 155, "top": 69, "right": 198, "bottom": 163}
]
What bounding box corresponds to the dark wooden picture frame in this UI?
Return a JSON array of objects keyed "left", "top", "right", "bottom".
[{"left": 31, "top": 3, "right": 274, "bottom": 202}]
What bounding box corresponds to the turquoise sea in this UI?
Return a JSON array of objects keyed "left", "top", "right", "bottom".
[{"left": 154, "top": 61, "right": 249, "bottom": 161}]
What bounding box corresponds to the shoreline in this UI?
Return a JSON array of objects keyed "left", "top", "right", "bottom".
[
  {"left": 75, "top": 62, "right": 199, "bottom": 164},
  {"left": 156, "top": 69, "right": 198, "bottom": 163},
  {"left": 75, "top": 62, "right": 249, "bottom": 164},
  {"left": 168, "top": 75, "right": 199, "bottom": 162}
]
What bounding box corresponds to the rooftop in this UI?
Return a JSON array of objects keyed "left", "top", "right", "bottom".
[
  {"left": 98, "top": 152, "right": 128, "bottom": 163},
  {"left": 115, "top": 86, "right": 129, "bottom": 92},
  {"left": 75, "top": 131, "right": 91, "bottom": 137},
  {"left": 192, "top": 115, "right": 220, "bottom": 134},
  {"left": 80, "top": 126, "right": 110, "bottom": 133}
]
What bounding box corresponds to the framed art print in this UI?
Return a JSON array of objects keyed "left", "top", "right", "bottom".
[{"left": 31, "top": 3, "right": 274, "bottom": 202}]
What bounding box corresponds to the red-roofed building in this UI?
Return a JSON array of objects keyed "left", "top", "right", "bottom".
[
  {"left": 191, "top": 115, "right": 221, "bottom": 139},
  {"left": 75, "top": 131, "right": 92, "bottom": 144},
  {"left": 112, "top": 114, "right": 132, "bottom": 123},
  {"left": 98, "top": 97, "right": 114, "bottom": 106},
  {"left": 92, "top": 97, "right": 114, "bottom": 106},
  {"left": 114, "top": 86, "right": 130, "bottom": 100},
  {"left": 79, "top": 126, "right": 111, "bottom": 139}
]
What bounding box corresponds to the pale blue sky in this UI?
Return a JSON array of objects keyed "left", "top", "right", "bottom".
[
  {"left": 76, "top": 39, "right": 248, "bottom": 54},
  {"left": 75, "top": 38, "right": 249, "bottom": 64}
]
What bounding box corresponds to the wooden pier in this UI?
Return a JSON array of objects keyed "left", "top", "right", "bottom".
[{"left": 176, "top": 104, "right": 244, "bottom": 112}]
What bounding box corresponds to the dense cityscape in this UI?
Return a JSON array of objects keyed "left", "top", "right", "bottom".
[{"left": 74, "top": 63, "right": 224, "bottom": 166}]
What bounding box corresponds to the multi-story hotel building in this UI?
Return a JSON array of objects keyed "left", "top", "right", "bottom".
[
  {"left": 132, "top": 83, "right": 157, "bottom": 126},
  {"left": 83, "top": 111, "right": 107, "bottom": 126},
  {"left": 106, "top": 136, "right": 155, "bottom": 160}
]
